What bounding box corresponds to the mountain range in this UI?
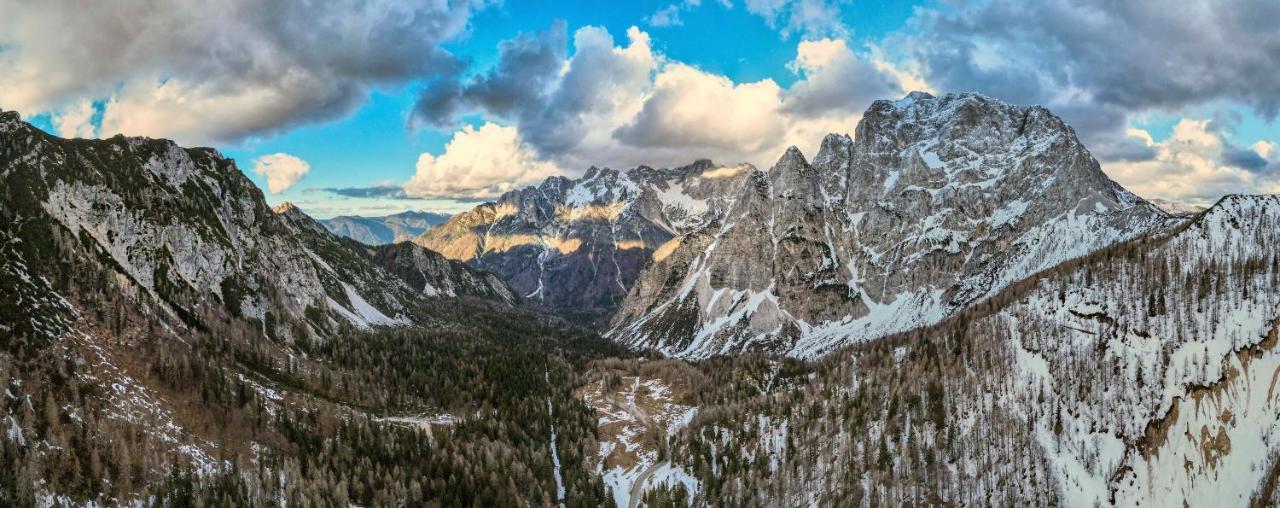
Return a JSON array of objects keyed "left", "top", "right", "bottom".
[
  {"left": 3, "top": 92, "right": 1280, "bottom": 506},
  {"left": 420, "top": 92, "right": 1174, "bottom": 358},
  {"left": 319, "top": 210, "right": 451, "bottom": 245}
]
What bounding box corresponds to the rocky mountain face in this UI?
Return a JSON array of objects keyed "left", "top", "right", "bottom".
[
  {"left": 609, "top": 92, "right": 1172, "bottom": 358},
  {"left": 423, "top": 93, "right": 1171, "bottom": 356},
  {"left": 415, "top": 159, "right": 749, "bottom": 323},
  {"left": 0, "top": 110, "right": 512, "bottom": 338},
  {"left": 320, "top": 210, "right": 451, "bottom": 245},
  {"left": 366, "top": 242, "right": 516, "bottom": 303}
]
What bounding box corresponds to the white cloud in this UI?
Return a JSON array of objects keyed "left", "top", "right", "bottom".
[
  {"left": 1253, "top": 140, "right": 1274, "bottom": 160},
  {"left": 519, "top": 26, "right": 658, "bottom": 164},
  {"left": 606, "top": 35, "right": 907, "bottom": 169},
  {"left": 615, "top": 64, "right": 786, "bottom": 154},
  {"left": 51, "top": 99, "right": 97, "bottom": 139},
  {"left": 782, "top": 38, "right": 904, "bottom": 116},
  {"left": 411, "top": 25, "right": 915, "bottom": 176},
  {"left": 253, "top": 153, "right": 312, "bottom": 194},
  {"left": 646, "top": 0, "right": 727, "bottom": 28},
  {"left": 744, "top": 0, "right": 849, "bottom": 38},
  {"left": 1105, "top": 120, "right": 1280, "bottom": 206},
  {"left": 93, "top": 71, "right": 389, "bottom": 146},
  {"left": 405, "top": 123, "right": 562, "bottom": 200},
  {"left": 0, "top": 0, "right": 489, "bottom": 145},
  {"left": 647, "top": 4, "right": 685, "bottom": 27}
]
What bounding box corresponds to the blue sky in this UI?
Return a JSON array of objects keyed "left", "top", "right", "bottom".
[{"left": 5, "top": 0, "right": 1279, "bottom": 216}]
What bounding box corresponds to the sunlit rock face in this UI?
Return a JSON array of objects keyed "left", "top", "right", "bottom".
[
  {"left": 416, "top": 160, "right": 750, "bottom": 323},
  {"left": 609, "top": 92, "right": 1173, "bottom": 358}
]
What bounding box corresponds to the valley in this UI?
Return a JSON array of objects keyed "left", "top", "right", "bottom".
[{"left": 3, "top": 92, "right": 1279, "bottom": 506}]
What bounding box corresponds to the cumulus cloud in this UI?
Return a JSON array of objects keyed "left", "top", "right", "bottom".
[
  {"left": 1106, "top": 121, "right": 1279, "bottom": 206},
  {"left": 404, "top": 123, "right": 561, "bottom": 199},
  {"left": 412, "top": 24, "right": 909, "bottom": 175},
  {"left": 896, "top": 0, "right": 1280, "bottom": 163},
  {"left": 0, "top": 0, "right": 489, "bottom": 145},
  {"left": 51, "top": 99, "right": 97, "bottom": 139},
  {"left": 782, "top": 39, "right": 904, "bottom": 116},
  {"left": 413, "top": 24, "right": 657, "bottom": 165},
  {"left": 253, "top": 153, "right": 312, "bottom": 194},
  {"left": 614, "top": 64, "right": 786, "bottom": 153},
  {"left": 412, "top": 21, "right": 569, "bottom": 129}
]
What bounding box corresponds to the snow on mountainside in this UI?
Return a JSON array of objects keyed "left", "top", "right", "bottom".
[
  {"left": 415, "top": 159, "right": 751, "bottom": 323},
  {"left": 609, "top": 92, "right": 1173, "bottom": 358},
  {"left": 577, "top": 361, "right": 700, "bottom": 507},
  {"left": 646, "top": 193, "right": 1280, "bottom": 506},
  {"left": 1014, "top": 194, "right": 1280, "bottom": 505}
]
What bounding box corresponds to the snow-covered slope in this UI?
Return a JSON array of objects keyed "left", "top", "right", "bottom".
[
  {"left": 0, "top": 109, "right": 543, "bottom": 503},
  {"left": 610, "top": 92, "right": 1171, "bottom": 358},
  {"left": 649, "top": 193, "right": 1280, "bottom": 506},
  {"left": 1029, "top": 194, "right": 1280, "bottom": 506}
]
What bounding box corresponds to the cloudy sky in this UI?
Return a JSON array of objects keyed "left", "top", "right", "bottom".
[{"left": 3, "top": 0, "right": 1277, "bottom": 217}]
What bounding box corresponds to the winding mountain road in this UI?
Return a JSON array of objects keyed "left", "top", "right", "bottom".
[{"left": 628, "top": 460, "right": 668, "bottom": 508}]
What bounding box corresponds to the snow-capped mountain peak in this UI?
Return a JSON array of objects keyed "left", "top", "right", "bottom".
[{"left": 610, "top": 92, "right": 1172, "bottom": 358}]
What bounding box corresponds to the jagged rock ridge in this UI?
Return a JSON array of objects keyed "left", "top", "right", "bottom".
[
  {"left": 420, "top": 92, "right": 1174, "bottom": 356},
  {"left": 606, "top": 92, "right": 1172, "bottom": 357}
]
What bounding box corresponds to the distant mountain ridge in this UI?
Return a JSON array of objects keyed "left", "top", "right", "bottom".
[
  {"left": 1148, "top": 197, "right": 1207, "bottom": 216},
  {"left": 415, "top": 159, "right": 747, "bottom": 323},
  {"left": 320, "top": 210, "right": 451, "bottom": 245}
]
